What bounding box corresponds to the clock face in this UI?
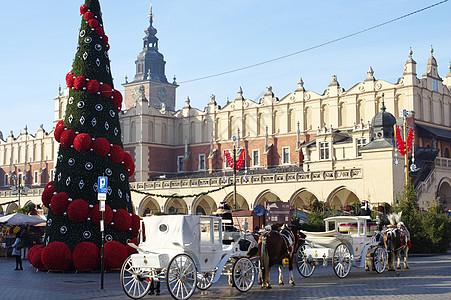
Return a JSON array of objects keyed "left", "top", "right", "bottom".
[
  {"left": 157, "top": 87, "right": 168, "bottom": 101},
  {"left": 132, "top": 87, "right": 141, "bottom": 100}
]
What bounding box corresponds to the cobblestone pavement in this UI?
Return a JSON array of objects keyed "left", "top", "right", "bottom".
[{"left": 0, "top": 253, "right": 450, "bottom": 300}]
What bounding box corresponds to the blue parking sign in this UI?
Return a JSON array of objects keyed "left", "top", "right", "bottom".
[{"left": 98, "top": 176, "right": 108, "bottom": 194}]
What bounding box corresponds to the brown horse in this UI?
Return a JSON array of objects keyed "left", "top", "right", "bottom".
[
  {"left": 258, "top": 224, "right": 296, "bottom": 288},
  {"left": 383, "top": 212, "right": 411, "bottom": 271}
]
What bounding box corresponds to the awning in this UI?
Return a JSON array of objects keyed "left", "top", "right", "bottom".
[{"left": 416, "top": 123, "right": 451, "bottom": 140}]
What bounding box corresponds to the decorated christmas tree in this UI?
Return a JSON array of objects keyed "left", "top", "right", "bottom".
[{"left": 29, "top": 0, "right": 139, "bottom": 271}]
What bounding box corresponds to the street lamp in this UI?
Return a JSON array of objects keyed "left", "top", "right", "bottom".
[{"left": 10, "top": 169, "right": 29, "bottom": 208}]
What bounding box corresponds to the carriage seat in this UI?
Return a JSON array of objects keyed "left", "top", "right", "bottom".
[{"left": 223, "top": 231, "right": 241, "bottom": 245}]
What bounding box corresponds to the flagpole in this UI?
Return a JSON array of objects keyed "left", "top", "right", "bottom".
[{"left": 233, "top": 141, "right": 237, "bottom": 210}]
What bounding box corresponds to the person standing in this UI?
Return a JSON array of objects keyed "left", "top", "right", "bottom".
[
  {"left": 20, "top": 226, "right": 31, "bottom": 260},
  {"left": 11, "top": 233, "right": 23, "bottom": 270}
]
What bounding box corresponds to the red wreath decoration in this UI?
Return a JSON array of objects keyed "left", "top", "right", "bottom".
[
  {"left": 50, "top": 192, "right": 70, "bottom": 216},
  {"left": 42, "top": 186, "right": 57, "bottom": 208},
  {"left": 88, "top": 18, "right": 99, "bottom": 28},
  {"left": 406, "top": 128, "right": 414, "bottom": 153},
  {"left": 87, "top": 79, "right": 100, "bottom": 94},
  {"left": 235, "top": 149, "right": 246, "bottom": 170},
  {"left": 113, "top": 209, "right": 132, "bottom": 232},
  {"left": 396, "top": 126, "right": 406, "bottom": 156},
  {"left": 73, "top": 242, "right": 100, "bottom": 271},
  {"left": 73, "top": 76, "right": 87, "bottom": 90},
  {"left": 99, "top": 83, "right": 113, "bottom": 98},
  {"left": 73, "top": 133, "right": 92, "bottom": 152},
  {"left": 126, "top": 237, "right": 139, "bottom": 256},
  {"left": 83, "top": 11, "right": 94, "bottom": 21},
  {"left": 109, "top": 144, "right": 125, "bottom": 163},
  {"left": 89, "top": 204, "right": 113, "bottom": 226},
  {"left": 92, "top": 137, "right": 111, "bottom": 157},
  {"left": 104, "top": 241, "right": 128, "bottom": 270},
  {"left": 41, "top": 242, "right": 72, "bottom": 271},
  {"left": 30, "top": 247, "right": 46, "bottom": 271},
  {"left": 80, "top": 5, "right": 88, "bottom": 15},
  {"left": 130, "top": 214, "right": 141, "bottom": 236},
  {"left": 67, "top": 199, "right": 90, "bottom": 222},
  {"left": 60, "top": 129, "right": 76, "bottom": 148},
  {"left": 54, "top": 123, "right": 66, "bottom": 143}
]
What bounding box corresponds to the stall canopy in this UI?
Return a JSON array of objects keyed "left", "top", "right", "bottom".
[{"left": 0, "top": 213, "right": 45, "bottom": 225}]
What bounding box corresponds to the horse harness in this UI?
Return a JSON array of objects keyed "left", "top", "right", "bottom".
[{"left": 280, "top": 228, "right": 295, "bottom": 256}]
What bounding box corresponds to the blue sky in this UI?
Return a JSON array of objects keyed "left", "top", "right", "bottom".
[{"left": 1, "top": 0, "right": 450, "bottom": 137}]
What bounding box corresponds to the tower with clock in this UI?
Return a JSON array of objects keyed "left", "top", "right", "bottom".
[{"left": 123, "top": 5, "right": 177, "bottom": 111}]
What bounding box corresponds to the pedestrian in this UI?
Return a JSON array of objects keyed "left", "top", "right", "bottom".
[
  {"left": 20, "top": 225, "right": 31, "bottom": 260},
  {"left": 11, "top": 233, "right": 23, "bottom": 270}
]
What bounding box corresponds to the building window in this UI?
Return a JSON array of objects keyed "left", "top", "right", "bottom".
[
  {"left": 34, "top": 171, "right": 38, "bottom": 184},
  {"left": 356, "top": 138, "right": 368, "bottom": 157},
  {"left": 252, "top": 150, "right": 259, "bottom": 166},
  {"left": 4, "top": 174, "right": 8, "bottom": 186},
  {"left": 199, "top": 154, "right": 206, "bottom": 171},
  {"left": 319, "top": 142, "right": 330, "bottom": 160},
  {"left": 177, "top": 156, "right": 184, "bottom": 172},
  {"left": 282, "top": 147, "right": 290, "bottom": 164}
]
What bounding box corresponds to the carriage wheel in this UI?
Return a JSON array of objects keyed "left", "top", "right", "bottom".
[
  {"left": 120, "top": 256, "right": 151, "bottom": 299},
  {"left": 333, "top": 243, "right": 352, "bottom": 278},
  {"left": 296, "top": 244, "right": 316, "bottom": 278},
  {"left": 373, "top": 247, "right": 388, "bottom": 274},
  {"left": 167, "top": 254, "right": 197, "bottom": 300},
  {"left": 232, "top": 257, "right": 256, "bottom": 292},
  {"left": 196, "top": 271, "right": 215, "bottom": 290}
]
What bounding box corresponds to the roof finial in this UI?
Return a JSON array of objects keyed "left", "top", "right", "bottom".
[
  {"left": 409, "top": 47, "right": 413, "bottom": 58},
  {"left": 449, "top": 61, "right": 451, "bottom": 73},
  {"left": 149, "top": 2, "right": 154, "bottom": 22},
  {"left": 381, "top": 93, "right": 386, "bottom": 112},
  {"left": 430, "top": 45, "right": 434, "bottom": 57}
]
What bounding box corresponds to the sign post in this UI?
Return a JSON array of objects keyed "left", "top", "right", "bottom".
[{"left": 98, "top": 176, "right": 108, "bottom": 289}]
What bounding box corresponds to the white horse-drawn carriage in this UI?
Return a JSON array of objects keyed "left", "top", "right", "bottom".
[
  {"left": 121, "top": 215, "right": 258, "bottom": 300},
  {"left": 296, "top": 216, "right": 388, "bottom": 278}
]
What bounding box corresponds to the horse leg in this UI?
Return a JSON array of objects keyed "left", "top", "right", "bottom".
[
  {"left": 404, "top": 247, "right": 410, "bottom": 269},
  {"left": 396, "top": 250, "right": 402, "bottom": 269},
  {"left": 288, "top": 258, "right": 295, "bottom": 286},
  {"left": 388, "top": 251, "right": 395, "bottom": 271},
  {"left": 258, "top": 261, "right": 263, "bottom": 285},
  {"left": 278, "top": 264, "right": 284, "bottom": 285}
]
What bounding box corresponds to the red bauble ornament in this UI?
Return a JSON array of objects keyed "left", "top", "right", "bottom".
[
  {"left": 112, "top": 90, "right": 123, "bottom": 108},
  {"left": 127, "top": 163, "right": 135, "bottom": 177},
  {"left": 27, "top": 245, "right": 42, "bottom": 262},
  {"left": 95, "top": 26, "right": 104, "bottom": 36},
  {"left": 88, "top": 18, "right": 99, "bottom": 28},
  {"left": 74, "top": 133, "right": 92, "bottom": 152},
  {"left": 42, "top": 186, "right": 57, "bottom": 208},
  {"left": 92, "top": 137, "right": 111, "bottom": 157},
  {"left": 50, "top": 192, "right": 70, "bottom": 215},
  {"left": 30, "top": 247, "right": 46, "bottom": 271},
  {"left": 101, "top": 35, "right": 109, "bottom": 44},
  {"left": 41, "top": 242, "right": 72, "bottom": 271},
  {"left": 60, "top": 129, "right": 76, "bottom": 148},
  {"left": 87, "top": 79, "right": 100, "bottom": 94},
  {"left": 83, "top": 11, "right": 94, "bottom": 21},
  {"left": 80, "top": 5, "right": 88, "bottom": 15},
  {"left": 126, "top": 237, "right": 139, "bottom": 256},
  {"left": 130, "top": 214, "right": 141, "bottom": 236},
  {"left": 45, "top": 180, "right": 54, "bottom": 189},
  {"left": 110, "top": 144, "right": 125, "bottom": 163},
  {"left": 89, "top": 204, "right": 113, "bottom": 226},
  {"left": 122, "top": 152, "right": 134, "bottom": 170},
  {"left": 54, "top": 124, "right": 66, "bottom": 143},
  {"left": 73, "top": 76, "right": 87, "bottom": 90},
  {"left": 100, "top": 83, "right": 113, "bottom": 98},
  {"left": 113, "top": 209, "right": 132, "bottom": 232},
  {"left": 104, "top": 241, "right": 128, "bottom": 270},
  {"left": 67, "top": 199, "right": 90, "bottom": 222},
  {"left": 73, "top": 242, "right": 100, "bottom": 271},
  {"left": 66, "top": 72, "right": 75, "bottom": 88},
  {"left": 106, "top": 44, "right": 110, "bottom": 51}
]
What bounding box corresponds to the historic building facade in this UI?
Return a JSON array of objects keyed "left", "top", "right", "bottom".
[{"left": 1, "top": 6, "right": 451, "bottom": 217}]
